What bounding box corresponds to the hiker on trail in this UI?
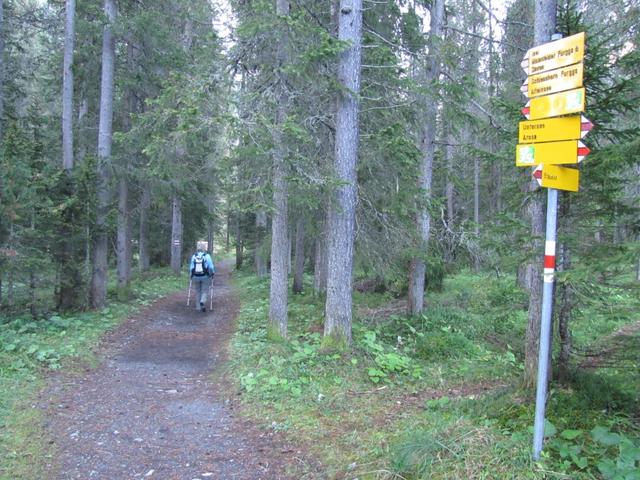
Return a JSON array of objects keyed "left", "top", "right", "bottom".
[{"left": 189, "top": 241, "right": 215, "bottom": 312}]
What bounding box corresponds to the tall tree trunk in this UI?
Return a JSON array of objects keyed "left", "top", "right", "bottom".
[
  {"left": 62, "top": 0, "right": 75, "bottom": 171},
  {"left": 0, "top": 0, "right": 4, "bottom": 144},
  {"left": 170, "top": 195, "right": 182, "bottom": 275},
  {"left": 139, "top": 184, "right": 151, "bottom": 273},
  {"left": 116, "top": 178, "right": 130, "bottom": 298},
  {"left": 314, "top": 212, "right": 328, "bottom": 296},
  {"left": 255, "top": 210, "right": 268, "bottom": 277},
  {"left": 226, "top": 209, "right": 230, "bottom": 252},
  {"left": 408, "top": 0, "right": 444, "bottom": 315},
  {"left": 90, "top": 0, "right": 117, "bottom": 309},
  {"left": 293, "top": 217, "right": 305, "bottom": 294},
  {"left": 523, "top": 0, "right": 557, "bottom": 389},
  {"left": 57, "top": 0, "right": 84, "bottom": 311},
  {"left": 116, "top": 40, "right": 136, "bottom": 299},
  {"left": 268, "top": 0, "right": 291, "bottom": 340},
  {"left": 324, "top": 0, "right": 363, "bottom": 346},
  {"left": 234, "top": 213, "right": 243, "bottom": 270},
  {"left": 444, "top": 122, "right": 455, "bottom": 264}
]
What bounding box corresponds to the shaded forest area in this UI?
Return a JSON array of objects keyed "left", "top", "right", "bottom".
[{"left": 0, "top": 0, "right": 639, "bottom": 478}]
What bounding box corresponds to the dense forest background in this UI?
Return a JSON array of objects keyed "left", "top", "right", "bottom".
[{"left": 0, "top": 0, "right": 638, "bottom": 476}]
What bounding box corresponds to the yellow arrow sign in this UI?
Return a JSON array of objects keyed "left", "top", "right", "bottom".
[
  {"left": 516, "top": 140, "right": 590, "bottom": 167},
  {"left": 523, "top": 32, "right": 585, "bottom": 75},
  {"left": 519, "top": 115, "right": 582, "bottom": 143},
  {"left": 523, "top": 62, "right": 583, "bottom": 98},
  {"left": 523, "top": 87, "right": 585, "bottom": 120},
  {"left": 534, "top": 164, "right": 580, "bottom": 192}
]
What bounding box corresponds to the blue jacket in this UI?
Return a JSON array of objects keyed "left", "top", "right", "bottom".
[{"left": 189, "top": 252, "right": 215, "bottom": 277}]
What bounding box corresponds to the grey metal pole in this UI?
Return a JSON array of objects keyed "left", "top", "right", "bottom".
[{"left": 533, "top": 186, "right": 559, "bottom": 460}]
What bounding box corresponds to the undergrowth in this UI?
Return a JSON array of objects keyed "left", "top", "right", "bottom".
[
  {"left": 228, "top": 268, "right": 639, "bottom": 479},
  {"left": 0, "top": 268, "right": 186, "bottom": 479}
]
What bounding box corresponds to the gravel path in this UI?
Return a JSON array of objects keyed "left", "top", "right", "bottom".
[{"left": 40, "top": 263, "right": 298, "bottom": 479}]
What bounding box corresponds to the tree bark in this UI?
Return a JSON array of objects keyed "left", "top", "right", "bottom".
[
  {"left": 90, "top": 0, "right": 117, "bottom": 309},
  {"left": 0, "top": 0, "right": 4, "bottom": 144},
  {"left": 255, "top": 210, "right": 268, "bottom": 277},
  {"left": 234, "top": 213, "right": 243, "bottom": 270},
  {"left": 62, "top": 0, "right": 75, "bottom": 171},
  {"left": 314, "top": 213, "right": 328, "bottom": 296},
  {"left": 269, "top": 0, "right": 291, "bottom": 340},
  {"left": 523, "top": 0, "right": 557, "bottom": 389},
  {"left": 170, "top": 195, "right": 183, "bottom": 275},
  {"left": 116, "top": 178, "right": 130, "bottom": 298},
  {"left": 139, "top": 184, "right": 151, "bottom": 273},
  {"left": 324, "top": 0, "right": 363, "bottom": 346},
  {"left": 408, "top": 0, "right": 444, "bottom": 315},
  {"left": 293, "top": 217, "right": 305, "bottom": 294}
]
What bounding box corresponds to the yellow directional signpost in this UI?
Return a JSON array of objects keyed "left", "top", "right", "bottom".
[
  {"left": 516, "top": 32, "right": 592, "bottom": 462},
  {"left": 518, "top": 115, "right": 588, "bottom": 143},
  {"left": 516, "top": 139, "right": 590, "bottom": 166},
  {"left": 522, "top": 32, "right": 585, "bottom": 75},
  {"left": 523, "top": 62, "right": 583, "bottom": 98},
  {"left": 523, "top": 87, "right": 585, "bottom": 120},
  {"left": 532, "top": 164, "right": 580, "bottom": 192}
]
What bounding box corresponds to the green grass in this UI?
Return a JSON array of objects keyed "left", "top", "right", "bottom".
[
  {"left": 0, "top": 268, "right": 187, "bottom": 479},
  {"left": 226, "top": 267, "right": 640, "bottom": 479}
]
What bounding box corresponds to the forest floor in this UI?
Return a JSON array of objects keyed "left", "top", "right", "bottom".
[{"left": 37, "top": 261, "right": 303, "bottom": 480}]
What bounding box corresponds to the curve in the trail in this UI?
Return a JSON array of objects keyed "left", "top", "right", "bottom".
[{"left": 41, "top": 262, "right": 296, "bottom": 480}]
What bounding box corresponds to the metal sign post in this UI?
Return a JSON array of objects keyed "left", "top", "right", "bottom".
[{"left": 532, "top": 187, "right": 558, "bottom": 460}]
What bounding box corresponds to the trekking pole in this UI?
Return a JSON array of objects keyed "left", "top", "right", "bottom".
[{"left": 187, "top": 278, "right": 192, "bottom": 306}]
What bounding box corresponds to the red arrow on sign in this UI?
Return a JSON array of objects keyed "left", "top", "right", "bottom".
[
  {"left": 532, "top": 164, "right": 543, "bottom": 186},
  {"left": 577, "top": 140, "right": 591, "bottom": 162},
  {"left": 581, "top": 116, "right": 594, "bottom": 137},
  {"left": 522, "top": 101, "right": 531, "bottom": 119}
]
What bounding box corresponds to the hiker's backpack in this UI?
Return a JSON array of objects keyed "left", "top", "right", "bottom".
[{"left": 192, "top": 253, "right": 209, "bottom": 276}]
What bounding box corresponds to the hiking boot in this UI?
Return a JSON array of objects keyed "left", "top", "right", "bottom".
[{"left": 200, "top": 302, "right": 206, "bottom": 312}]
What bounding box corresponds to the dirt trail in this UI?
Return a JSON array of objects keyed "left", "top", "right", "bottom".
[{"left": 40, "top": 262, "right": 298, "bottom": 480}]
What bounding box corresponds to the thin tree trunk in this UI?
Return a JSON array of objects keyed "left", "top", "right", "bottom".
[
  {"left": 293, "top": 217, "right": 305, "bottom": 294},
  {"left": 408, "top": 0, "right": 444, "bottom": 315},
  {"left": 269, "top": 0, "right": 291, "bottom": 340},
  {"left": 324, "top": 0, "right": 363, "bottom": 346},
  {"left": 139, "top": 184, "right": 151, "bottom": 273},
  {"left": 170, "top": 195, "right": 183, "bottom": 275},
  {"left": 235, "top": 213, "right": 243, "bottom": 270},
  {"left": 207, "top": 196, "right": 215, "bottom": 256},
  {"left": 7, "top": 269, "right": 13, "bottom": 307},
  {"left": 116, "top": 40, "right": 136, "bottom": 299},
  {"left": 226, "top": 209, "right": 230, "bottom": 252},
  {"left": 255, "top": 210, "right": 268, "bottom": 277},
  {"left": 30, "top": 272, "right": 36, "bottom": 318},
  {"left": 56, "top": 0, "right": 83, "bottom": 311},
  {"left": 62, "top": 0, "right": 75, "bottom": 170},
  {"left": 90, "top": 0, "right": 117, "bottom": 309},
  {"left": 116, "top": 178, "right": 130, "bottom": 298},
  {"left": 0, "top": 0, "right": 4, "bottom": 144},
  {"left": 523, "top": 0, "right": 557, "bottom": 389},
  {"left": 314, "top": 213, "right": 328, "bottom": 295}
]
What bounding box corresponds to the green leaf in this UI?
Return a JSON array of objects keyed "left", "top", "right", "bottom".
[
  {"left": 544, "top": 420, "right": 557, "bottom": 438},
  {"left": 561, "top": 429, "right": 583, "bottom": 440},
  {"left": 592, "top": 426, "right": 622, "bottom": 446}
]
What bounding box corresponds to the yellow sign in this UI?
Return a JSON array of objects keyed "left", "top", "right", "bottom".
[
  {"left": 525, "top": 32, "right": 585, "bottom": 75},
  {"left": 516, "top": 140, "right": 583, "bottom": 167},
  {"left": 528, "top": 87, "right": 585, "bottom": 120},
  {"left": 519, "top": 115, "right": 582, "bottom": 143},
  {"left": 540, "top": 164, "right": 580, "bottom": 192},
  {"left": 525, "top": 63, "right": 583, "bottom": 98}
]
